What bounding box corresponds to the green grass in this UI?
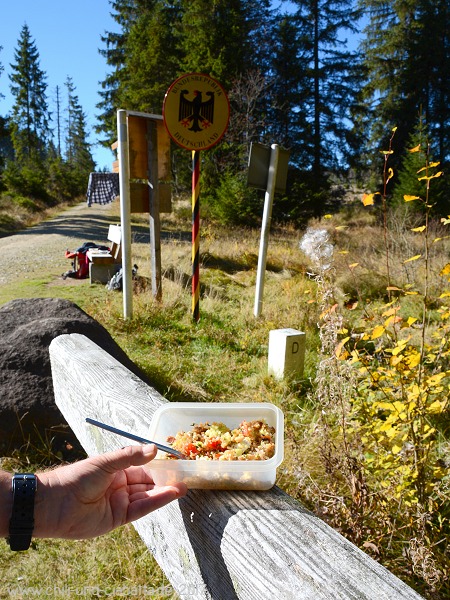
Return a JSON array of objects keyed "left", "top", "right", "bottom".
[
  {"left": 0, "top": 528, "right": 177, "bottom": 599},
  {"left": 0, "top": 275, "right": 119, "bottom": 312},
  {"left": 0, "top": 204, "right": 318, "bottom": 599},
  {"left": 1, "top": 199, "right": 449, "bottom": 598}
]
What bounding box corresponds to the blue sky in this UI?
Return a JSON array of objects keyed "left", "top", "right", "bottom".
[
  {"left": 0, "top": 1, "right": 361, "bottom": 172},
  {"left": 0, "top": 0, "right": 118, "bottom": 170},
  {"left": 0, "top": 1, "right": 290, "bottom": 172}
]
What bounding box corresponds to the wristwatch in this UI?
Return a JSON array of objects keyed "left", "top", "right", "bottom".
[{"left": 8, "top": 473, "right": 37, "bottom": 551}]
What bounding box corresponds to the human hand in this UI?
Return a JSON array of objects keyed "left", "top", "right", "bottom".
[{"left": 34, "top": 444, "right": 187, "bottom": 539}]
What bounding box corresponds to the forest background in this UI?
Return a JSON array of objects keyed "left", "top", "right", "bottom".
[
  {"left": 0, "top": 1, "right": 449, "bottom": 598},
  {"left": 0, "top": 0, "right": 448, "bottom": 224}
]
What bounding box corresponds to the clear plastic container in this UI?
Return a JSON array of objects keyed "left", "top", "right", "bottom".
[{"left": 147, "top": 402, "right": 284, "bottom": 490}]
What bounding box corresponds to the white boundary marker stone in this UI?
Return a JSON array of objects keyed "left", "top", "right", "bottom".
[{"left": 268, "top": 328, "right": 306, "bottom": 380}]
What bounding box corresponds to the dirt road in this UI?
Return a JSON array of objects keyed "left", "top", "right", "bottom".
[{"left": 0, "top": 202, "right": 120, "bottom": 287}]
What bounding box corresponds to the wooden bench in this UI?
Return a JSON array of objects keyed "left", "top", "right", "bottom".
[
  {"left": 87, "top": 224, "right": 122, "bottom": 284},
  {"left": 49, "top": 333, "right": 424, "bottom": 600}
]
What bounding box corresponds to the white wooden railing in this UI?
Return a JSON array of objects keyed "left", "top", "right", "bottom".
[{"left": 49, "top": 333, "right": 424, "bottom": 600}]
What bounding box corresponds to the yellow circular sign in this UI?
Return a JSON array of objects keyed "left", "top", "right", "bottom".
[{"left": 163, "top": 73, "right": 230, "bottom": 151}]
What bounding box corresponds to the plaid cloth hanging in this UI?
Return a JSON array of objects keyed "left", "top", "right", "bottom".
[{"left": 86, "top": 172, "right": 120, "bottom": 206}]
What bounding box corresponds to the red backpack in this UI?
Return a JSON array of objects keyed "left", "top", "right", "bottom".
[{"left": 63, "top": 242, "right": 109, "bottom": 279}]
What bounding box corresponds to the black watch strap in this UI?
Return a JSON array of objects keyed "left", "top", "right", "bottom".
[{"left": 9, "top": 473, "right": 37, "bottom": 551}]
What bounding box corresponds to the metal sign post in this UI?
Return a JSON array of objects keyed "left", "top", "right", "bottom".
[
  {"left": 248, "top": 142, "right": 290, "bottom": 318},
  {"left": 254, "top": 144, "right": 280, "bottom": 318},
  {"left": 163, "top": 73, "right": 230, "bottom": 321},
  {"left": 117, "top": 109, "right": 133, "bottom": 320}
]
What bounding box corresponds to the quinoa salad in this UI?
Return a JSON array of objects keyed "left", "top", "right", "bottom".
[{"left": 166, "top": 419, "right": 276, "bottom": 460}]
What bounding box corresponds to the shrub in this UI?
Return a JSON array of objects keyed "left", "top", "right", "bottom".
[
  {"left": 307, "top": 128, "right": 450, "bottom": 598},
  {"left": 206, "top": 171, "right": 263, "bottom": 226},
  {"left": 13, "top": 195, "right": 40, "bottom": 212},
  {"left": 3, "top": 161, "right": 50, "bottom": 202}
]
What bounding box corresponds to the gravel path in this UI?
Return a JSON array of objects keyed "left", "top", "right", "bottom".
[{"left": 0, "top": 202, "right": 120, "bottom": 286}]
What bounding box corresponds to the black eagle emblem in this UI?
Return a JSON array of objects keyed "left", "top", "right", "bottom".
[{"left": 178, "top": 90, "right": 215, "bottom": 132}]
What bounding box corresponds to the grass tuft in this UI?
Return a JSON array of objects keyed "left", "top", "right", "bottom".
[{"left": 1, "top": 193, "right": 449, "bottom": 598}]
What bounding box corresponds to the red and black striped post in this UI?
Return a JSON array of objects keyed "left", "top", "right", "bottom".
[{"left": 192, "top": 150, "right": 200, "bottom": 321}]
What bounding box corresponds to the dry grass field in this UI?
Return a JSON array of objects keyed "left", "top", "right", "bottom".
[{"left": 0, "top": 192, "right": 449, "bottom": 599}]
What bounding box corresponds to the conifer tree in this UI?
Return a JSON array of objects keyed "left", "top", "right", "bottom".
[
  {"left": 179, "top": 0, "right": 272, "bottom": 86},
  {"left": 96, "top": 0, "right": 140, "bottom": 146},
  {"left": 176, "top": 0, "right": 275, "bottom": 203},
  {"left": 0, "top": 47, "right": 8, "bottom": 175},
  {"left": 243, "top": 0, "right": 274, "bottom": 72},
  {"left": 268, "top": 13, "right": 308, "bottom": 159},
  {"left": 392, "top": 114, "right": 430, "bottom": 206},
  {"left": 288, "top": 0, "right": 362, "bottom": 216},
  {"left": 423, "top": 0, "right": 450, "bottom": 165},
  {"left": 0, "top": 45, "right": 4, "bottom": 101},
  {"left": 65, "top": 77, "right": 95, "bottom": 191},
  {"left": 120, "top": 0, "right": 182, "bottom": 112},
  {"left": 179, "top": 0, "right": 244, "bottom": 84},
  {"left": 358, "top": 0, "right": 449, "bottom": 172},
  {"left": 97, "top": 0, "right": 181, "bottom": 144},
  {"left": 9, "top": 24, "right": 51, "bottom": 164},
  {"left": 97, "top": 1, "right": 274, "bottom": 147},
  {"left": 54, "top": 85, "right": 63, "bottom": 158},
  {"left": 392, "top": 113, "right": 445, "bottom": 212}
]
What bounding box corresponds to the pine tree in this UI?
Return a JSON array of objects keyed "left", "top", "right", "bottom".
[
  {"left": 120, "top": 0, "right": 182, "bottom": 112},
  {"left": 358, "top": 0, "right": 449, "bottom": 172},
  {"left": 392, "top": 112, "right": 446, "bottom": 212},
  {"left": 9, "top": 24, "right": 51, "bottom": 164},
  {"left": 176, "top": 0, "right": 276, "bottom": 203},
  {"left": 54, "top": 85, "right": 63, "bottom": 158},
  {"left": 179, "top": 0, "right": 272, "bottom": 86},
  {"left": 288, "top": 0, "right": 362, "bottom": 216},
  {"left": 65, "top": 77, "right": 95, "bottom": 190},
  {"left": 392, "top": 114, "right": 430, "bottom": 205},
  {"left": 96, "top": 1, "right": 274, "bottom": 147},
  {"left": 179, "top": 0, "right": 243, "bottom": 84},
  {"left": 0, "top": 47, "right": 10, "bottom": 175},
  {"left": 268, "top": 13, "right": 308, "bottom": 158},
  {"left": 47, "top": 77, "right": 95, "bottom": 201},
  {"left": 242, "top": 0, "right": 274, "bottom": 72},
  {"left": 419, "top": 0, "right": 449, "bottom": 164},
  {"left": 94, "top": 0, "right": 367, "bottom": 222},
  {"left": 96, "top": 0, "right": 181, "bottom": 144},
  {"left": 96, "top": 0, "right": 141, "bottom": 146}
]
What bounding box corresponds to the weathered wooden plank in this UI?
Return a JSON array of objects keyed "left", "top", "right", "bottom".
[
  {"left": 128, "top": 115, "right": 149, "bottom": 180},
  {"left": 129, "top": 181, "right": 150, "bottom": 213},
  {"left": 128, "top": 182, "right": 172, "bottom": 214},
  {"left": 156, "top": 120, "right": 171, "bottom": 181},
  {"left": 49, "top": 334, "right": 424, "bottom": 600}
]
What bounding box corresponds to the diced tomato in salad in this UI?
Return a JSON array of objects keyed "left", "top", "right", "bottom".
[
  {"left": 204, "top": 439, "right": 224, "bottom": 452},
  {"left": 183, "top": 443, "right": 199, "bottom": 456}
]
